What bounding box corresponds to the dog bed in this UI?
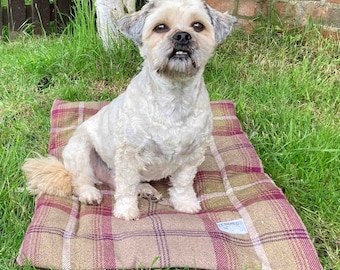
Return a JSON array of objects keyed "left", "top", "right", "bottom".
[{"left": 17, "top": 99, "right": 321, "bottom": 269}]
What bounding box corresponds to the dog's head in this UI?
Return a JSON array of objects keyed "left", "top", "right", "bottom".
[{"left": 118, "top": 0, "right": 236, "bottom": 77}]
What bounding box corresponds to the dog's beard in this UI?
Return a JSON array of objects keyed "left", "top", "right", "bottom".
[
  {"left": 143, "top": 39, "right": 212, "bottom": 77},
  {"left": 156, "top": 46, "right": 197, "bottom": 76},
  {"left": 166, "top": 44, "right": 197, "bottom": 73}
]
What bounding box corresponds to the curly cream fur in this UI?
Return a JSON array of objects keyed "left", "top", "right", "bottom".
[{"left": 22, "top": 0, "right": 236, "bottom": 221}]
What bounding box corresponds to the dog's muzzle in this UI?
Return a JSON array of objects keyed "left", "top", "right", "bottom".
[{"left": 170, "top": 31, "right": 193, "bottom": 60}]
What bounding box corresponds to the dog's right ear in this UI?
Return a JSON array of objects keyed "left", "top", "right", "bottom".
[{"left": 118, "top": 2, "right": 153, "bottom": 45}]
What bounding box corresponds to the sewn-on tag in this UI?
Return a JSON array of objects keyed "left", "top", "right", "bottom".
[{"left": 217, "top": 219, "right": 248, "bottom": 234}]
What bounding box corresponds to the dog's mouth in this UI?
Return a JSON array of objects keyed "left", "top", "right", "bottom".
[
  {"left": 170, "top": 49, "right": 191, "bottom": 58},
  {"left": 169, "top": 48, "right": 197, "bottom": 68}
]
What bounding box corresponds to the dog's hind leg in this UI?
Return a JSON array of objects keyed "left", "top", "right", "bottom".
[
  {"left": 62, "top": 127, "right": 103, "bottom": 205},
  {"left": 137, "top": 182, "right": 163, "bottom": 202}
]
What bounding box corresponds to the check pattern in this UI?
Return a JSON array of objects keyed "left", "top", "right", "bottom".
[{"left": 17, "top": 99, "right": 321, "bottom": 269}]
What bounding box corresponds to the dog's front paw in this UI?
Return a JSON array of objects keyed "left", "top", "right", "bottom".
[
  {"left": 114, "top": 197, "right": 140, "bottom": 221},
  {"left": 169, "top": 186, "right": 202, "bottom": 214},
  {"left": 77, "top": 185, "right": 103, "bottom": 205},
  {"left": 172, "top": 198, "right": 202, "bottom": 214}
]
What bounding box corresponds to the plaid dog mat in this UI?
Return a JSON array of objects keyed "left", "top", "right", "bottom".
[{"left": 17, "top": 99, "right": 321, "bottom": 269}]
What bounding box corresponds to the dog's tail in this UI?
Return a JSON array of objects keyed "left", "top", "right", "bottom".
[{"left": 22, "top": 155, "right": 72, "bottom": 197}]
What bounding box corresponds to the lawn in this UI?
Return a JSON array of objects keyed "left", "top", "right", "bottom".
[{"left": 0, "top": 2, "right": 339, "bottom": 269}]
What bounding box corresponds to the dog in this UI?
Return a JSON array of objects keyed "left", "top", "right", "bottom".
[{"left": 23, "top": 0, "right": 236, "bottom": 221}]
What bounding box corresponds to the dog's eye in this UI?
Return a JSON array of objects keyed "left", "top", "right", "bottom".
[
  {"left": 153, "top": 24, "right": 170, "bottom": 33},
  {"left": 192, "top": 22, "right": 204, "bottom": 32}
]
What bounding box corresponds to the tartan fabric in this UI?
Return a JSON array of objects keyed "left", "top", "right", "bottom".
[{"left": 17, "top": 99, "right": 321, "bottom": 269}]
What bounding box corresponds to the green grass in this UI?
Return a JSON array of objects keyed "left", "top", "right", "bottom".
[{"left": 1, "top": 1, "right": 339, "bottom": 269}]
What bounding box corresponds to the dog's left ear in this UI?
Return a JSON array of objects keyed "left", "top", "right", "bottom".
[
  {"left": 118, "top": 3, "right": 153, "bottom": 45},
  {"left": 206, "top": 5, "right": 237, "bottom": 45}
]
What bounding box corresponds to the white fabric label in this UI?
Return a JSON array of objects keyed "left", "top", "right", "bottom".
[{"left": 217, "top": 219, "right": 248, "bottom": 234}]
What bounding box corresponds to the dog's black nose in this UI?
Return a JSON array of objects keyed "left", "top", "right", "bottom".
[{"left": 172, "top": 31, "right": 191, "bottom": 45}]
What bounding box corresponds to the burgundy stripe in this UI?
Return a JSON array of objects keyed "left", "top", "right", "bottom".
[
  {"left": 149, "top": 214, "right": 171, "bottom": 267},
  {"left": 200, "top": 213, "right": 237, "bottom": 268}
]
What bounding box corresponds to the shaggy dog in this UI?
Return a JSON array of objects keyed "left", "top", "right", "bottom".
[{"left": 23, "top": 0, "right": 236, "bottom": 221}]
